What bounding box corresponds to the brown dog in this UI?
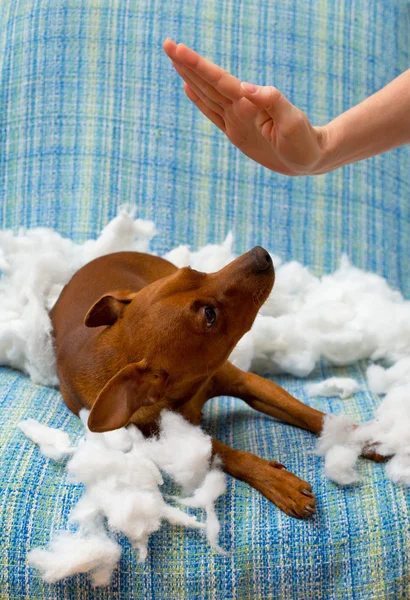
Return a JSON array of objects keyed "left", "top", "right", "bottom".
[{"left": 50, "top": 247, "right": 371, "bottom": 518}]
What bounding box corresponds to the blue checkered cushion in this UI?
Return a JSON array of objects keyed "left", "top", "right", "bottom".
[{"left": 0, "top": 1, "right": 409, "bottom": 598}]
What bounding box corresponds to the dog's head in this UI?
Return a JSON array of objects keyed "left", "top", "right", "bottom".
[{"left": 85, "top": 247, "right": 274, "bottom": 432}]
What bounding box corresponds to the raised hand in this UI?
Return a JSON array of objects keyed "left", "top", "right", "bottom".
[{"left": 163, "top": 39, "right": 327, "bottom": 176}]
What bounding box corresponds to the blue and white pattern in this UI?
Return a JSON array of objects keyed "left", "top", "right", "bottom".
[{"left": 0, "top": 1, "right": 409, "bottom": 598}]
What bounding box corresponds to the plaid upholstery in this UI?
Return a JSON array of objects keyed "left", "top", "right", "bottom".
[{"left": 0, "top": 1, "right": 409, "bottom": 598}]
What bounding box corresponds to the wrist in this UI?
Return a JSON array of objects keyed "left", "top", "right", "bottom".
[{"left": 309, "top": 124, "right": 336, "bottom": 175}]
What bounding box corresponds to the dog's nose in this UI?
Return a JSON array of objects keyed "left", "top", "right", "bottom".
[{"left": 251, "top": 246, "right": 272, "bottom": 272}]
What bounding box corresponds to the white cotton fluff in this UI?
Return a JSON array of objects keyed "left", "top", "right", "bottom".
[
  {"left": 18, "top": 419, "right": 75, "bottom": 460},
  {"left": 165, "top": 232, "right": 235, "bottom": 273},
  {"left": 352, "top": 383, "right": 410, "bottom": 459},
  {"left": 315, "top": 414, "right": 356, "bottom": 457},
  {"left": 306, "top": 377, "right": 360, "bottom": 399},
  {"left": 316, "top": 416, "right": 363, "bottom": 485},
  {"left": 28, "top": 530, "right": 122, "bottom": 587},
  {"left": 228, "top": 331, "right": 255, "bottom": 372},
  {"left": 367, "top": 357, "right": 410, "bottom": 395},
  {"left": 146, "top": 410, "right": 213, "bottom": 494},
  {"left": 0, "top": 207, "right": 156, "bottom": 386},
  {"left": 20, "top": 410, "right": 226, "bottom": 586},
  {"left": 173, "top": 458, "right": 227, "bottom": 554},
  {"left": 385, "top": 454, "right": 410, "bottom": 486},
  {"left": 3, "top": 209, "right": 410, "bottom": 490},
  {"left": 324, "top": 445, "right": 361, "bottom": 486}
]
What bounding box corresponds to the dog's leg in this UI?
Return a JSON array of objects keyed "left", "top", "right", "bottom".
[
  {"left": 213, "top": 362, "right": 324, "bottom": 433},
  {"left": 212, "top": 439, "right": 315, "bottom": 518},
  {"left": 212, "top": 362, "right": 386, "bottom": 462}
]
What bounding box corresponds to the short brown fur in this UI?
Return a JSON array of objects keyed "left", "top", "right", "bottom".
[{"left": 51, "top": 248, "right": 380, "bottom": 518}]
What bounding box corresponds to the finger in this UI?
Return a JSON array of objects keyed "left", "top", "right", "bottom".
[
  {"left": 172, "top": 59, "right": 229, "bottom": 107},
  {"left": 166, "top": 39, "right": 229, "bottom": 107},
  {"left": 183, "top": 83, "right": 226, "bottom": 131},
  {"left": 163, "top": 38, "right": 178, "bottom": 60},
  {"left": 175, "top": 43, "right": 243, "bottom": 101},
  {"left": 172, "top": 62, "right": 224, "bottom": 116},
  {"left": 241, "top": 83, "right": 299, "bottom": 123}
]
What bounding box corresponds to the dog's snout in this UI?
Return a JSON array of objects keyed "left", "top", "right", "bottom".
[{"left": 251, "top": 246, "right": 272, "bottom": 272}]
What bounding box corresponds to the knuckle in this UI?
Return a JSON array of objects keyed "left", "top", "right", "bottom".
[
  {"left": 212, "top": 70, "right": 225, "bottom": 87},
  {"left": 268, "top": 86, "right": 282, "bottom": 104}
]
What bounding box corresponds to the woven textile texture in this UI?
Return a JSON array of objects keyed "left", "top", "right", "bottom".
[{"left": 0, "top": 0, "right": 409, "bottom": 598}]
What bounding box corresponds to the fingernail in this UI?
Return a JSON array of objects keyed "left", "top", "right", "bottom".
[{"left": 241, "top": 82, "right": 258, "bottom": 93}]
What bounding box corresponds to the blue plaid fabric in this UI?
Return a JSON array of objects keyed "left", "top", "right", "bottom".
[{"left": 0, "top": 1, "right": 409, "bottom": 598}]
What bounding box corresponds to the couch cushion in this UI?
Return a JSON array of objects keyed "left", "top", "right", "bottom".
[
  {"left": 1, "top": 0, "right": 410, "bottom": 598},
  {"left": 0, "top": 0, "right": 409, "bottom": 294},
  {"left": 1, "top": 363, "right": 409, "bottom": 599}
]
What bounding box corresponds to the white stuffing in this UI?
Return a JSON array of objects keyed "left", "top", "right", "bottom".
[
  {"left": 146, "top": 410, "right": 213, "bottom": 494},
  {"left": 28, "top": 530, "right": 122, "bottom": 586},
  {"left": 21, "top": 409, "right": 225, "bottom": 586},
  {"left": 0, "top": 207, "right": 156, "bottom": 386},
  {"left": 18, "top": 419, "right": 75, "bottom": 460},
  {"left": 1, "top": 207, "right": 410, "bottom": 515},
  {"left": 367, "top": 357, "right": 410, "bottom": 395},
  {"left": 164, "top": 231, "right": 236, "bottom": 273},
  {"left": 315, "top": 414, "right": 356, "bottom": 457},
  {"left": 324, "top": 445, "right": 361, "bottom": 486},
  {"left": 351, "top": 383, "right": 410, "bottom": 461},
  {"left": 173, "top": 458, "right": 227, "bottom": 554},
  {"left": 306, "top": 377, "right": 360, "bottom": 399},
  {"left": 385, "top": 453, "right": 410, "bottom": 486}
]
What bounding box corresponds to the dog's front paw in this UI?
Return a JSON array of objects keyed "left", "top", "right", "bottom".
[
  {"left": 350, "top": 424, "right": 389, "bottom": 463},
  {"left": 248, "top": 460, "right": 315, "bottom": 519},
  {"left": 361, "top": 443, "right": 389, "bottom": 463}
]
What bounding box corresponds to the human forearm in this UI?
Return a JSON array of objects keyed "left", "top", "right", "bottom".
[{"left": 312, "top": 70, "right": 410, "bottom": 174}]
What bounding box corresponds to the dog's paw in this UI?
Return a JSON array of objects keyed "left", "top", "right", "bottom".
[
  {"left": 248, "top": 461, "right": 315, "bottom": 519},
  {"left": 361, "top": 443, "right": 389, "bottom": 463}
]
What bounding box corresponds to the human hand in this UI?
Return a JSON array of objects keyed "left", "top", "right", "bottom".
[{"left": 163, "top": 39, "right": 328, "bottom": 176}]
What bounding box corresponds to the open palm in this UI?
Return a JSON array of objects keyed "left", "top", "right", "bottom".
[{"left": 163, "top": 39, "right": 326, "bottom": 176}]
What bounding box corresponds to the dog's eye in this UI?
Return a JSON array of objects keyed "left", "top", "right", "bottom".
[{"left": 204, "top": 306, "right": 216, "bottom": 327}]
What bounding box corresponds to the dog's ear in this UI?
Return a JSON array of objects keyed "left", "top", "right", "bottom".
[
  {"left": 84, "top": 291, "right": 137, "bottom": 327},
  {"left": 88, "top": 360, "right": 169, "bottom": 432}
]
